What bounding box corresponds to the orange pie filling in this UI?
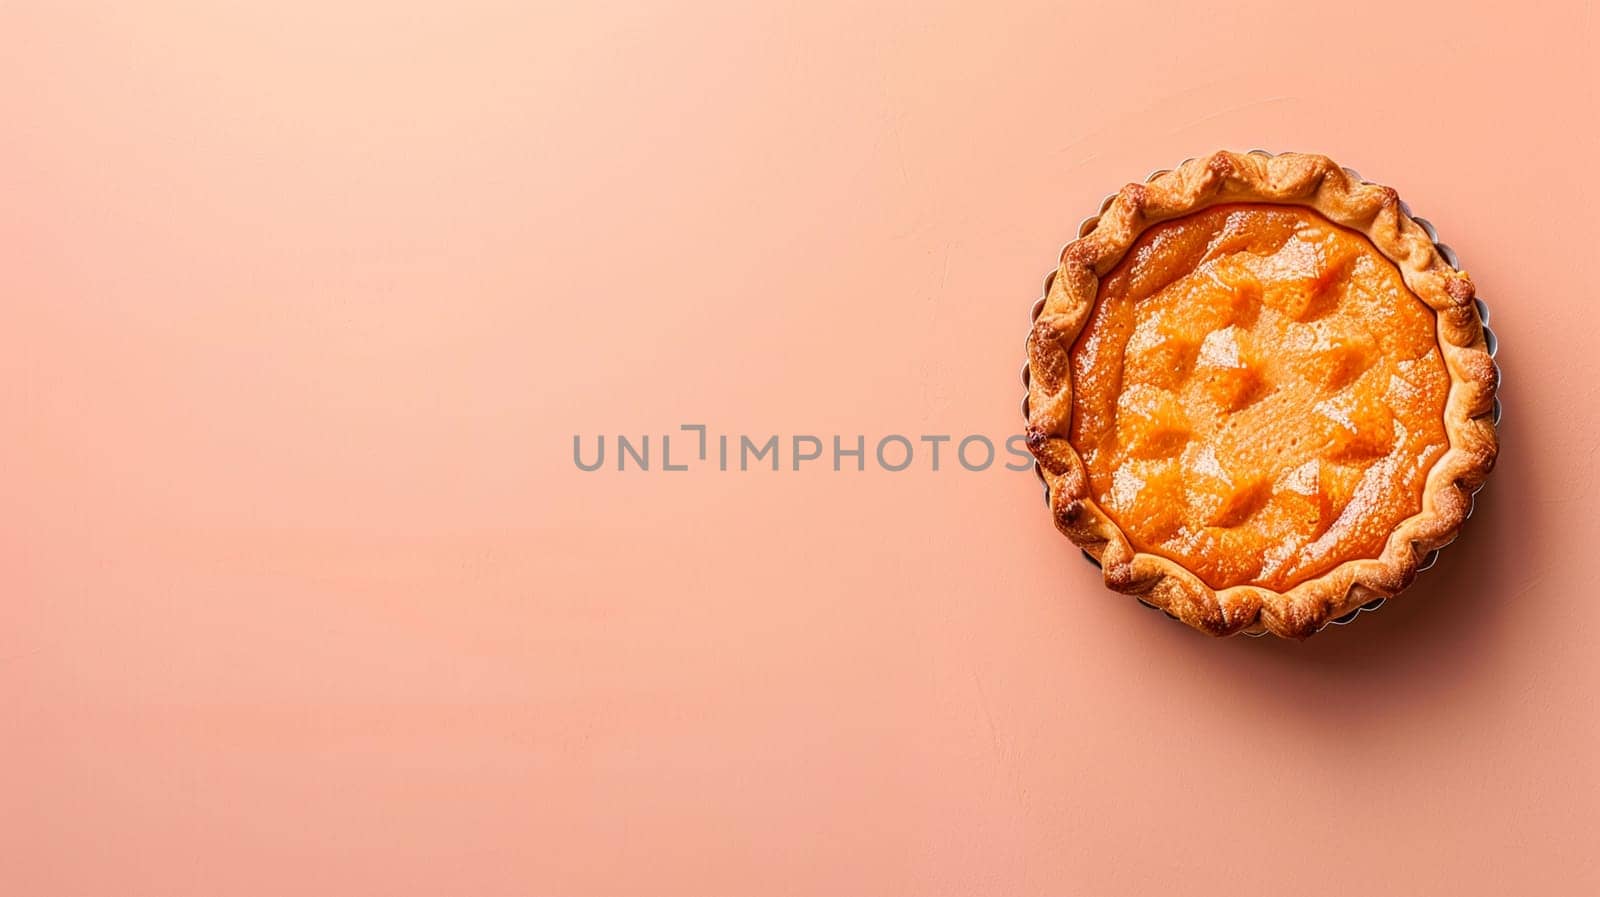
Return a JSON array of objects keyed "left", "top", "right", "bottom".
[{"left": 1068, "top": 204, "right": 1450, "bottom": 591}]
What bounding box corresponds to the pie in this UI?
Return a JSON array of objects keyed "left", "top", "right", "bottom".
[{"left": 1024, "top": 151, "right": 1498, "bottom": 638}]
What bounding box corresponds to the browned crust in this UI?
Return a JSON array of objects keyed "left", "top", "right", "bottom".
[{"left": 1025, "top": 151, "right": 1499, "bottom": 639}]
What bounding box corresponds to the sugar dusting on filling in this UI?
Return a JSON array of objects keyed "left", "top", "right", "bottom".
[{"left": 1068, "top": 203, "right": 1450, "bottom": 591}]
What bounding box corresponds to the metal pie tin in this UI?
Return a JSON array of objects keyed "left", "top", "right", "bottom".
[{"left": 1020, "top": 150, "right": 1500, "bottom": 635}]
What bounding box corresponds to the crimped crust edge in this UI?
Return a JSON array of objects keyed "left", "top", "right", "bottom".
[{"left": 1024, "top": 151, "right": 1499, "bottom": 639}]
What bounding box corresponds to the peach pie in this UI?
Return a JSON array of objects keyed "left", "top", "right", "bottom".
[{"left": 1024, "top": 151, "right": 1498, "bottom": 638}]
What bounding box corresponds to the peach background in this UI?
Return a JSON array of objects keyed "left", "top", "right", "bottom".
[{"left": 2, "top": 1, "right": 1597, "bottom": 895}]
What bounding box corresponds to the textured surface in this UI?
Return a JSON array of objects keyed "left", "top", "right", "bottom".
[
  {"left": 1027, "top": 153, "right": 1495, "bottom": 637},
  {"left": 2, "top": 1, "right": 1596, "bottom": 896},
  {"left": 1070, "top": 204, "right": 1450, "bottom": 591}
]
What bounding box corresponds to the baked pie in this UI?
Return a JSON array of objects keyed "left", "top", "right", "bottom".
[{"left": 1024, "top": 151, "right": 1498, "bottom": 638}]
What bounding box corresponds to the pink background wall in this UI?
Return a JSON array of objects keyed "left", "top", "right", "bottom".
[{"left": 3, "top": 1, "right": 1596, "bottom": 894}]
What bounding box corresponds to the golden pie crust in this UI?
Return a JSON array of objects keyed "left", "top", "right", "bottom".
[{"left": 1025, "top": 151, "right": 1498, "bottom": 638}]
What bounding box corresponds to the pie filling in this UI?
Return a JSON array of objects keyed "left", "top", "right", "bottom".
[{"left": 1068, "top": 203, "right": 1449, "bottom": 591}]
